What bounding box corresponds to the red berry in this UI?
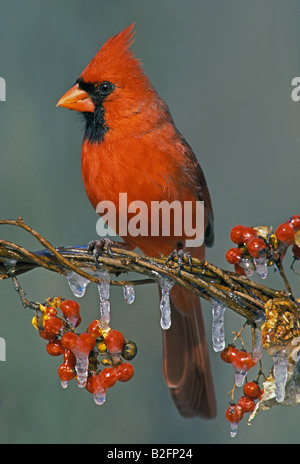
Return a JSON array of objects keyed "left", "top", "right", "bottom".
[
  {"left": 116, "top": 362, "right": 134, "bottom": 382},
  {"left": 234, "top": 263, "right": 246, "bottom": 276},
  {"left": 105, "top": 330, "right": 125, "bottom": 354},
  {"left": 85, "top": 373, "right": 107, "bottom": 396},
  {"left": 220, "top": 345, "right": 238, "bottom": 364},
  {"left": 230, "top": 225, "right": 246, "bottom": 245},
  {"left": 87, "top": 320, "right": 102, "bottom": 337},
  {"left": 247, "top": 237, "right": 267, "bottom": 259},
  {"left": 243, "top": 381, "right": 261, "bottom": 399},
  {"left": 275, "top": 223, "right": 295, "bottom": 245},
  {"left": 226, "top": 248, "right": 242, "bottom": 265},
  {"left": 73, "top": 333, "right": 95, "bottom": 356},
  {"left": 292, "top": 244, "right": 300, "bottom": 260},
  {"left": 289, "top": 215, "right": 300, "bottom": 231},
  {"left": 58, "top": 363, "right": 75, "bottom": 382},
  {"left": 232, "top": 350, "right": 253, "bottom": 371},
  {"left": 39, "top": 329, "right": 57, "bottom": 341},
  {"left": 225, "top": 404, "right": 244, "bottom": 423},
  {"left": 44, "top": 316, "right": 64, "bottom": 337},
  {"left": 60, "top": 300, "right": 80, "bottom": 319},
  {"left": 45, "top": 307, "right": 57, "bottom": 317},
  {"left": 63, "top": 349, "right": 76, "bottom": 367},
  {"left": 61, "top": 332, "right": 78, "bottom": 351},
  {"left": 242, "top": 227, "right": 257, "bottom": 244},
  {"left": 98, "top": 368, "right": 118, "bottom": 389},
  {"left": 46, "top": 340, "right": 64, "bottom": 357},
  {"left": 237, "top": 396, "right": 256, "bottom": 413}
]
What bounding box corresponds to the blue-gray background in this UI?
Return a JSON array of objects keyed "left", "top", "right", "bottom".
[{"left": 0, "top": 0, "right": 299, "bottom": 444}]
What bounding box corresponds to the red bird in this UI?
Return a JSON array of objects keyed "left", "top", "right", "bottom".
[{"left": 57, "top": 24, "right": 216, "bottom": 419}]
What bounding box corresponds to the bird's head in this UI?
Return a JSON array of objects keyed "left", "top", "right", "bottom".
[{"left": 57, "top": 24, "right": 158, "bottom": 143}]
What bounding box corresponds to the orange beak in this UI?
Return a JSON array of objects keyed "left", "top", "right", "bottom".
[{"left": 56, "top": 83, "right": 95, "bottom": 112}]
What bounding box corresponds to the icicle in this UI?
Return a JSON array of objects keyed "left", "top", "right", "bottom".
[
  {"left": 94, "top": 391, "right": 106, "bottom": 405},
  {"left": 96, "top": 269, "right": 111, "bottom": 329},
  {"left": 272, "top": 350, "right": 288, "bottom": 403},
  {"left": 234, "top": 369, "right": 247, "bottom": 388},
  {"left": 123, "top": 284, "right": 135, "bottom": 304},
  {"left": 3, "top": 258, "right": 17, "bottom": 273},
  {"left": 66, "top": 270, "right": 91, "bottom": 298},
  {"left": 61, "top": 381, "right": 69, "bottom": 390},
  {"left": 253, "top": 255, "right": 268, "bottom": 279},
  {"left": 239, "top": 258, "right": 255, "bottom": 276},
  {"left": 158, "top": 276, "right": 174, "bottom": 330},
  {"left": 229, "top": 422, "right": 239, "bottom": 438},
  {"left": 211, "top": 298, "right": 227, "bottom": 352},
  {"left": 251, "top": 315, "right": 265, "bottom": 364},
  {"left": 75, "top": 356, "right": 89, "bottom": 388}
]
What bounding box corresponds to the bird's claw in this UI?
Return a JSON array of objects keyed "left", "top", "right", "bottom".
[
  {"left": 165, "top": 249, "right": 193, "bottom": 275},
  {"left": 88, "top": 238, "right": 113, "bottom": 267}
]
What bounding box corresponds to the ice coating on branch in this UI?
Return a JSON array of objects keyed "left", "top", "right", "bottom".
[
  {"left": 97, "top": 269, "right": 111, "bottom": 329},
  {"left": 3, "top": 258, "right": 17, "bottom": 273},
  {"left": 272, "top": 350, "right": 288, "bottom": 402},
  {"left": 253, "top": 255, "right": 268, "bottom": 279},
  {"left": 251, "top": 315, "right": 265, "bottom": 364},
  {"left": 158, "top": 276, "right": 174, "bottom": 330},
  {"left": 239, "top": 258, "right": 255, "bottom": 276},
  {"left": 123, "top": 284, "right": 135, "bottom": 304},
  {"left": 66, "top": 271, "right": 91, "bottom": 298},
  {"left": 75, "top": 355, "right": 89, "bottom": 388},
  {"left": 211, "top": 298, "right": 227, "bottom": 352}
]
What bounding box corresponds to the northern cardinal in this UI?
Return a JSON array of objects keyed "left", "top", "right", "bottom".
[{"left": 57, "top": 25, "right": 216, "bottom": 419}]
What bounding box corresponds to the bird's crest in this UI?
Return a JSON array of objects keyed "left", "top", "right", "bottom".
[{"left": 80, "top": 24, "right": 140, "bottom": 84}]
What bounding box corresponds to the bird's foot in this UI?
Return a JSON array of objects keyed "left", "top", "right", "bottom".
[
  {"left": 165, "top": 249, "right": 193, "bottom": 275},
  {"left": 88, "top": 238, "right": 114, "bottom": 267}
]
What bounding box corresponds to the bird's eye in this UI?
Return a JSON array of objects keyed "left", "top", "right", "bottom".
[{"left": 98, "top": 81, "right": 114, "bottom": 96}]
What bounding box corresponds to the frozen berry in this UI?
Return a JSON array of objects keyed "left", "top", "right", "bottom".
[
  {"left": 87, "top": 320, "right": 102, "bottom": 337},
  {"left": 234, "top": 263, "right": 246, "bottom": 276},
  {"left": 73, "top": 333, "right": 95, "bottom": 356},
  {"left": 232, "top": 350, "right": 253, "bottom": 371},
  {"left": 61, "top": 332, "right": 78, "bottom": 351},
  {"left": 243, "top": 381, "right": 261, "bottom": 400},
  {"left": 60, "top": 300, "right": 80, "bottom": 319},
  {"left": 230, "top": 225, "right": 246, "bottom": 245},
  {"left": 242, "top": 227, "right": 257, "bottom": 244},
  {"left": 46, "top": 340, "right": 64, "bottom": 357},
  {"left": 247, "top": 237, "right": 267, "bottom": 259},
  {"left": 237, "top": 396, "right": 256, "bottom": 413},
  {"left": 220, "top": 345, "right": 238, "bottom": 364},
  {"left": 225, "top": 404, "right": 244, "bottom": 423},
  {"left": 275, "top": 223, "right": 295, "bottom": 245},
  {"left": 289, "top": 215, "right": 300, "bottom": 231},
  {"left": 58, "top": 363, "right": 75, "bottom": 382},
  {"left": 99, "top": 368, "right": 118, "bottom": 389},
  {"left": 105, "top": 330, "right": 125, "bottom": 354},
  {"left": 116, "top": 362, "right": 134, "bottom": 382},
  {"left": 63, "top": 349, "right": 76, "bottom": 367},
  {"left": 226, "top": 248, "right": 242, "bottom": 265}
]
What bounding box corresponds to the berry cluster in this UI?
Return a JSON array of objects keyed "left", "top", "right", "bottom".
[
  {"left": 225, "top": 381, "right": 263, "bottom": 438},
  {"left": 220, "top": 343, "right": 263, "bottom": 437},
  {"left": 226, "top": 215, "right": 300, "bottom": 278},
  {"left": 32, "top": 297, "right": 137, "bottom": 405}
]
